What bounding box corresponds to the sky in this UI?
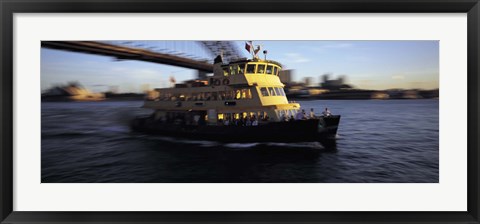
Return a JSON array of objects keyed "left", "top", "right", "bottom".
[{"left": 41, "top": 41, "right": 439, "bottom": 93}]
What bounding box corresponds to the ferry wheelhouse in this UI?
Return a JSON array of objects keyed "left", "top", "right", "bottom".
[{"left": 132, "top": 45, "right": 341, "bottom": 143}]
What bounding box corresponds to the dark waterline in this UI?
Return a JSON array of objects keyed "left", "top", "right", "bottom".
[{"left": 41, "top": 99, "right": 439, "bottom": 183}]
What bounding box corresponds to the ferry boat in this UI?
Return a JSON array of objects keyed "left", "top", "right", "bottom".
[{"left": 131, "top": 42, "right": 341, "bottom": 143}]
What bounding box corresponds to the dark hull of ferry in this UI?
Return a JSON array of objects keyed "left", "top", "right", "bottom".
[{"left": 131, "top": 116, "right": 340, "bottom": 144}]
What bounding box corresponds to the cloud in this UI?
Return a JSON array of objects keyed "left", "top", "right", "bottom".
[
  {"left": 283, "top": 53, "right": 311, "bottom": 63},
  {"left": 391, "top": 75, "right": 405, "bottom": 80}
]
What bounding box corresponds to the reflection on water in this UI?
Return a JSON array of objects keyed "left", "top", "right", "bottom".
[{"left": 41, "top": 99, "right": 438, "bottom": 183}]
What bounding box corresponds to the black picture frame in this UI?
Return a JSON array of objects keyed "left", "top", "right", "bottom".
[{"left": 1, "top": 0, "right": 479, "bottom": 223}]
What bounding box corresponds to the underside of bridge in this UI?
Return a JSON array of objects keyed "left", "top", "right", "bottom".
[{"left": 42, "top": 41, "right": 244, "bottom": 79}]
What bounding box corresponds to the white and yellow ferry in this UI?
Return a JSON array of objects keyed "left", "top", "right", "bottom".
[{"left": 131, "top": 43, "right": 340, "bottom": 143}]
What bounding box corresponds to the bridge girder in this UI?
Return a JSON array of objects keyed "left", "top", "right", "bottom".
[
  {"left": 200, "top": 41, "right": 244, "bottom": 63},
  {"left": 42, "top": 41, "right": 214, "bottom": 73}
]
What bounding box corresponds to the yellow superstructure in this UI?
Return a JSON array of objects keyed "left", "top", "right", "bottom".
[{"left": 144, "top": 57, "right": 301, "bottom": 125}]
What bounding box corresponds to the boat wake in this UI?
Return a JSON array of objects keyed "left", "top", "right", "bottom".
[
  {"left": 224, "top": 143, "right": 260, "bottom": 149},
  {"left": 139, "top": 134, "right": 221, "bottom": 147},
  {"left": 265, "top": 141, "right": 325, "bottom": 150},
  {"left": 222, "top": 142, "right": 326, "bottom": 150},
  {"left": 138, "top": 134, "right": 328, "bottom": 150}
]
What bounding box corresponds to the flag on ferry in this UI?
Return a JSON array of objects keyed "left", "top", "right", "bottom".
[
  {"left": 254, "top": 45, "right": 261, "bottom": 55},
  {"left": 245, "top": 41, "right": 253, "bottom": 53}
]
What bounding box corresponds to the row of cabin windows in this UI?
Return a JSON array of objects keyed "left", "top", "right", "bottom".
[
  {"left": 223, "top": 63, "right": 280, "bottom": 76},
  {"left": 217, "top": 111, "right": 271, "bottom": 122},
  {"left": 260, "top": 87, "right": 286, "bottom": 97},
  {"left": 155, "top": 89, "right": 253, "bottom": 101}
]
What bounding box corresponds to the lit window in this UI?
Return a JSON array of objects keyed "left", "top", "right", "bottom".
[
  {"left": 246, "top": 64, "right": 256, "bottom": 73},
  {"left": 235, "top": 90, "right": 241, "bottom": 99},
  {"left": 260, "top": 87, "right": 269, "bottom": 96},
  {"left": 242, "top": 89, "right": 252, "bottom": 99},
  {"left": 223, "top": 67, "right": 229, "bottom": 76},
  {"left": 266, "top": 65, "right": 273, "bottom": 74}
]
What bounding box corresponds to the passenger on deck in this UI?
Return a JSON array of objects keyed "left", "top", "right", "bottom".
[
  {"left": 243, "top": 116, "right": 249, "bottom": 126},
  {"left": 236, "top": 118, "right": 242, "bottom": 126},
  {"left": 246, "top": 116, "right": 252, "bottom": 126},
  {"left": 289, "top": 115, "right": 295, "bottom": 122},
  {"left": 224, "top": 119, "right": 230, "bottom": 126},
  {"left": 309, "top": 108, "right": 315, "bottom": 119},
  {"left": 264, "top": 115, "right": 270, "bottom": 121},
  {"left": 296, "top": 109, "right": 307, "bottom": 120},
  {"left": 323, "top": 107, "right": 332, "bottom": 117},
  {"left": 252, "top": 115, "right": 258, "bottom": 126}
]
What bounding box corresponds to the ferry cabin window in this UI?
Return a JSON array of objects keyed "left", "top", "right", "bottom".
[
  {"left": 266, "top": 65, "right": 273, "bottom": 75},
  {"left": 273, "top": 67, "right": 278, "bottom": 76},
  {"left": 212, "top": 92, "right": 218, "bottom": 100},
  {"left": 235, "top": 90, "right": 241, "bottom": 100},
  {"left": 225, "top": 91, "right": 234, "bottom": 100},
  {"left": 268, "top": 87, "right": 277, "bottom": 96},
  {"left": 260, "top": 87, "right": 269, "bottom": 96},
  {"left": 230, "top": 65, "right": 236, "bottom": 75},
  {"left": 274, "top": 87, "right": 282, "bottom": 96},
  {"left": 205, "top": 92, "right": 213, "bottom": 100},
  {"left": 241, "top": 89, "right": 252, "bottom": 99},
  {"left": 246, "top": 64, "right": 256, "bottom": 74},
  {"left": 257, "top": 64, "right": 266, "bottom": 74},
  {"left": 223, "top": 67, "right": 229, "bottom": 76},
  {"left": 237, "top": 64, "right": 245, "bottom": 74}
]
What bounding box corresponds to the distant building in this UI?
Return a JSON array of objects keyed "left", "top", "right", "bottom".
[
  {"left": 279, "top": 69, "right": 293, "bottom": 84},
  {"left": 42, "top": 82, "right": 105, "bottom": 101},
  {"left": 303, "top": 77, "right": 313, "bottom": 86},
  {"left": 320, "top": 74, "right": 352, "bottom": 90},
  {"left": 371, "top": 91, "right": 390, "bottom": 99},
  {"left": 386, "top": 89, "right": 420, "bottom": 99}
]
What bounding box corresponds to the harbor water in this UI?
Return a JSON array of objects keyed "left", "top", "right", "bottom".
[{"left": 41, "top": 99, "right": 439, "bottom": 183}]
